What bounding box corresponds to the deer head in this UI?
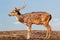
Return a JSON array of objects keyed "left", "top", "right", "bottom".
[{"left": 8, "top": 3, "right": 26, "bottom": 16}]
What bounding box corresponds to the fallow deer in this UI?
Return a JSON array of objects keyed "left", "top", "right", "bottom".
[{"left": 8, "top": 5, "right": 52, "bottom": 39}]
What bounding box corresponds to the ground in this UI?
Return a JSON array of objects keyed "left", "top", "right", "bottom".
[{"left": 0, "top": 30, "right": 60, "bottom": 40}]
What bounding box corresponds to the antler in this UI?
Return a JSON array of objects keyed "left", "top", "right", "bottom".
[
  {"left": 18, "top": 2, "right": 26, "bottom": 10},
  {"left": 13, "top": 2, "right": 26, "bottom": 11}
]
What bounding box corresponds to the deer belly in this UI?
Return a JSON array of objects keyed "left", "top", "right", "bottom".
[{"left": 32, "top": 20, "right": 41, "bottom": 24}]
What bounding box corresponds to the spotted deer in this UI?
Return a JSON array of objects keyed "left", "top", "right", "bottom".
[{"left": 8, "top": 5, "right": 52, "bottom": 39}]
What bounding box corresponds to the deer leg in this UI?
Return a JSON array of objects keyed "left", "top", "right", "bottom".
[
  {"left": 44, "top": 23, "right": 51, "bottom": 39},
  {"left": 48, "top": 24, "right": 51, "bottom": 39},
  {"left": 27, "top": 24, "right": 31, "bottom": 39}
]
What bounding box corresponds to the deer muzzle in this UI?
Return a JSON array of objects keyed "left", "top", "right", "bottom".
[{"left": 8, "top": 14, "right": 11, "bottom": 16}]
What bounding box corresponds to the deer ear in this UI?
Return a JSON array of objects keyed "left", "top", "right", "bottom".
[
  {"left": 17, "top": 8, "right": 20, "bottom": 11},
  {"left": 14, "top": 7, "right": 17, "bottom": 10},
  {"left": 14, "top": 7, "right": 20, "bottom": 11}
]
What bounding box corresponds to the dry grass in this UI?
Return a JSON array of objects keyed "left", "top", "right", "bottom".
[{"left": 0, "top": 30, "right": 60, "bottom": 40}]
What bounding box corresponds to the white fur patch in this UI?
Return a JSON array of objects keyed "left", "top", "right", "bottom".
[{"left": 27, "top": 33, "right": 30, "bottom": 39}]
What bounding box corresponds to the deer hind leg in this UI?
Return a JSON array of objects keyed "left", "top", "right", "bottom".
[
  {"left": 44, "top": 23, "right": 51, "bottom": 39},
  {"left": 27, "top": 24, "right": 31, "bottom": 39}
]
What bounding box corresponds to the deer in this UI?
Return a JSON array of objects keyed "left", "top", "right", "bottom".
[{"left": 8, "top": 4, "right": 52, "bottom": 39}]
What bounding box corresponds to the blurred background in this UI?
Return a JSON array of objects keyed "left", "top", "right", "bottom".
[{"left": 0, "top": 0, "right": 60, "bottom": 31}]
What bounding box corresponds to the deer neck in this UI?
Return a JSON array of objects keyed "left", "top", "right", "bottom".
[{"left": 16, "top": 15, "right": 24, "bottom": 23}]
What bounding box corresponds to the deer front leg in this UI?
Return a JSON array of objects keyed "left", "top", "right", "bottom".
[{"left": 27, "top": 24, "right": 31, "bottom": 39}]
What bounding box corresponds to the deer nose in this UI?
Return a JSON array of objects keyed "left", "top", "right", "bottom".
[{"left": 8, "top": 14, "right": 11, "bottom": 16}]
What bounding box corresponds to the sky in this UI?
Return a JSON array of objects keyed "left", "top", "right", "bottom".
[{"left": 0, "top": 0, "right": 60, "bottom": 31}]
